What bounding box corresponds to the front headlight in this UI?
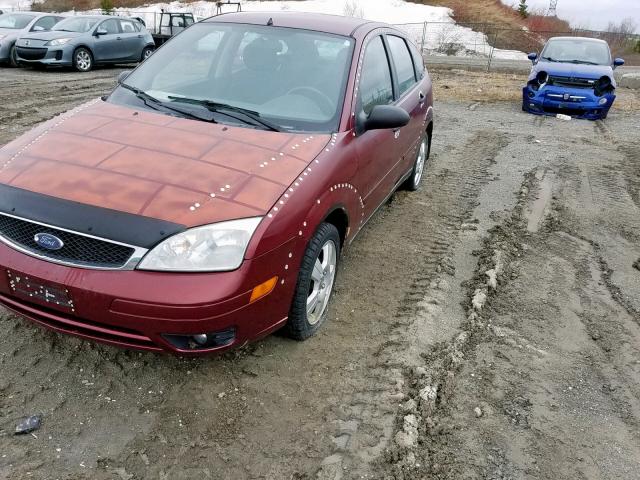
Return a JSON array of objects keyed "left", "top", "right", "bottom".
[
  {"left": 137, "top": 217, "right": 262, "bottom": 272},
  {"left": 45, "top": 38, "right": 72, "bottom": 46}
]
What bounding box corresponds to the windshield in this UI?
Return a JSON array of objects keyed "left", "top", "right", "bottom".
[
  {"left": 0, "top": 13, "right": 36, "bottom": 29},
  {"left": 541, "top": 38, "right": 611, "bottom": 66},
  {"left": 110, "top": 22, "right": 354, "bottom": 132},
  {"left": 53, "top": 16, "right": 99, "bottom": 33}
]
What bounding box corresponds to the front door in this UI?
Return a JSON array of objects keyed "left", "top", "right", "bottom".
[
  {"left": 93, "top": 18, "right": 122, "bottom": 62},
  {"left": 352, "top": 35, "right": 401, "bottom": 219}
]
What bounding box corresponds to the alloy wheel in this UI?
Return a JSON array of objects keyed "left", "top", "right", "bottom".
[
  {"left": 413, "top": 137, "right": 427, "bottom": 188},
  {"left": 75, "top": 50, "right": 91, "bottom": 71},
  {"left": 306, "top": 239, "right": 337, "bottom": 325}
]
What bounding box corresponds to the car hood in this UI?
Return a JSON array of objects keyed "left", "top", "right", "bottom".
[
  {"left": 0, "top": 27, "right": 20, "bottom": 39},
  {"left": 0, "top": 100, "right": 331, "bottom": 228},
  {"left": 530, "top": 60, "right": 614, "bottom": 82},
  {"left": 18, "top": 30, "right": 83, "bottom": 41}
]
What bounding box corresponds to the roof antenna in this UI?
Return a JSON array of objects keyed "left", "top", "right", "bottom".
[{"left": 267, "top": 17, "right": 274, "bottom": 26}]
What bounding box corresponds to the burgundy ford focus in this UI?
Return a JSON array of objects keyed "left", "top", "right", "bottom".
[{"left": 0, "top": 12, "right": 433, "bottom": 354}]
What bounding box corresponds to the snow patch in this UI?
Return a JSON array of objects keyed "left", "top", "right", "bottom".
[{"left": 73, "top": 0, "right": 526, "bottom": 60}]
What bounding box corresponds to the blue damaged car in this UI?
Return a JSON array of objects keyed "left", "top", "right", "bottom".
[{"left": 523, "top": 37, "right": 625, "bottom": 120}]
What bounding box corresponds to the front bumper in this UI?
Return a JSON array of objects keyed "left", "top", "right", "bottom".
[
  {"left": 15, "top": 45, "right": 74, "bottom": 67},
  {"left": 522, "top": 84, "right": 615, "bottom": 120},
  {"left": 0, "top": 238, "right": 299, "bottom": 355},
  {"left": 0, "top": 40, "right": 12, "bottom": 62}
]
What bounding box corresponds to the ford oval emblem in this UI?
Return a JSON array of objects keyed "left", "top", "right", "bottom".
[{"left": 34, "top": 233, "right": 64, "bottom": 251}]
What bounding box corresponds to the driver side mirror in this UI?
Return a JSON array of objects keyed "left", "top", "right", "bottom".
[
  {"left": 613, "top": 57, "right": 625, "bottom": 68},
  {"left": 357, "top": 105, "right": 410, "bottom": 135},
  {"left": 117, "top": 70, "right": 132, "bottom": 84},
  {"left": 528, "top": 52, "right": 538, "bottom": 63},
  {"left": 94, "top": 28, "right": 108, "bottom": 36}
]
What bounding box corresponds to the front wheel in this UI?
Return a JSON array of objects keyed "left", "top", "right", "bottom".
[
  {"left": 73, "top": 47, "right": 93, "bottom": 72},
  {"left": 9, "top": 44, "right": 18, "bottom": 67},
  {"left": 284, "top": 223, "right": 340, "bottom": 340},
  {"left": 404, "top": 134, "right": 429, "bottom": 191}
]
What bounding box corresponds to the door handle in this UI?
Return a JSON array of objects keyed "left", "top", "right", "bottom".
[
  {"left": 116, "top": 36, "right": 122, "bottom": 40},
  {"left": 137, "top": 34, "right": 143, "bottom": 38}
]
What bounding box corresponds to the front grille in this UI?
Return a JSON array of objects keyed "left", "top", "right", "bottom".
[
  {"left": 0, "top": 213, "right": 135, "bottom": 269},
  {"left": 548, "top": 76, "right": 596, "bottom": 89},
  {"left": 542, "top": 105, "right": 591, "bottom": 117},
  {"left": 16, "top": 47, "right": 48, "bottom": 61}
]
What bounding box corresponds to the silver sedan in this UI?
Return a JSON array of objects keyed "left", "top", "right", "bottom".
[
  {"left": 15, "top": 15, "right": 155, "bottom": 72},
  {"left": 0, "top": 11, "right": 63, "bottom": 66}
]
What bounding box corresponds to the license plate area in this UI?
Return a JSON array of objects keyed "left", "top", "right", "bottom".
[{"left": 6, "top": 271, "right": 74, "bottom": 311}]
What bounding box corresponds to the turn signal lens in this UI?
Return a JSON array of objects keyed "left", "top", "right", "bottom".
[{"left": 250, "top": 276, "right": 278, "bottom": 303}]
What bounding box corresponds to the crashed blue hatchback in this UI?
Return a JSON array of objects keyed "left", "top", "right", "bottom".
[{"left": 523, "top": 37, "right": 624, "bottom": 120}]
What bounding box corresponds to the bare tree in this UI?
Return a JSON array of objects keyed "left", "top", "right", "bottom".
[{"left": 343, "top": 0, "right": 365, "bottom": 19}]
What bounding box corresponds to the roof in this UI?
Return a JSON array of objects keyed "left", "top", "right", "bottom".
[
  {"left": 204, "top": 11, "right": 383, "bottom": 37},
  {"left": 548, "top": 36, "right": 608, "bottom": 44}
]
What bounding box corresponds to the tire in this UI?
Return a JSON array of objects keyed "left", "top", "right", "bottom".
[
  {"left": 140, "top": 46, "right": 154, "bottom": 62},
  {"left": 9, "top": 44, "right": 18, "bottom": 67},
  {"left": 284, "top": 222, "right": 340, "bottom": 340},
  {"left": 73, "top": 47, "right": 93, "bottom": 72},
  {"left": 404, "top": 132, "right": 430, "bottom": 191}
]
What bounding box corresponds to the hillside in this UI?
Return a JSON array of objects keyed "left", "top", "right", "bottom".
[{"left": 410, "top": 0, "right": 572, "bottom": 53}]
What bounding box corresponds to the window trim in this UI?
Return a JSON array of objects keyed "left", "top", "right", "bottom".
[
  {"left": 97, "top": 18, "right": 122, "bottom": 35},
  {"left": 384, "top": 33, "right": 419, "bottom": 101},
  {"left": 356, "top": 34, "right": 396, "bottom": 116}
]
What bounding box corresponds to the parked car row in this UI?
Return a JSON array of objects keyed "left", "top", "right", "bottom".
[{"left": 0, "top": 11, "right": 154, "bottom": 71}]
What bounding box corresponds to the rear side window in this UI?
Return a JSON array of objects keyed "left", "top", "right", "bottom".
[
  {"left": 387, "top": 35, "right": 417, "bottom": 96},
  {"left": 359, "top": 36, "right": 393, "bottom": 115},
  {"left": 408, "top": 41, "right": 425, "bottom": 79}
]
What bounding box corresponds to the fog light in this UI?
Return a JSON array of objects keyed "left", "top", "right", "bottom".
[
  {"left": 163, "top": 328, "right": 236, "bottom": 350},
  {"left": 192, "top": 334, "right": 208, "bottom": 345},
  {"left": 598, "top": 97, "right": 608, "bottom": 105}
]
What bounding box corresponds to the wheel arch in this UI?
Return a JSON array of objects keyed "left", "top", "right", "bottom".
[{"left": 322, "top": 206, "right": 349, "bottom": 247}]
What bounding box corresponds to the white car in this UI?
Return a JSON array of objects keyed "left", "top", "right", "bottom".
[{"left": 0, "top": 11, "right": 63, "bottom": 66}]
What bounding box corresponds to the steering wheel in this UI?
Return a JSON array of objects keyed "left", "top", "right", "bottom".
[{"left": 286, "top": 86, "right": 334, "bottom": 116}]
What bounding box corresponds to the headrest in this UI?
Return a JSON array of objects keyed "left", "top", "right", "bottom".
[{"left": 243, "top": 37, "right": 282, "bottom": 72}]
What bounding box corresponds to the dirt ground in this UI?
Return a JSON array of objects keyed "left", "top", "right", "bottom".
[{"left": 0, "top": 67, "right": 639, "bottom": 480}]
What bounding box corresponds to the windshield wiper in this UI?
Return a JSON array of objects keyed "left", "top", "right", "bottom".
[
  {"left": 167, "top": 96, "right": 282, "bottom": 132},
  {"left": 565, "top": 59, "right": 599, "bottom": 65},
  {"left": 541, "top": 56, "right": 558, "bottom": 62},
  {"left": 119, "top": 83, "right": 215, "bottom": 123}
]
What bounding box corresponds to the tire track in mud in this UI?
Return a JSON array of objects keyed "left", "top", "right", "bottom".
[
  {"left": 317, "top": 130, "right": 510, "bottom": 478},
  {"left": 0, "top": 68, "right": 121, "bottom": 145}
]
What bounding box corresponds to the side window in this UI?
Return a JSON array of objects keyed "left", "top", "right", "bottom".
[
  {"left": 31, "top": 16, "right": 58, "bottom": 32},
  {"left": 100, "top": 19, "right": 120, "bottom": 35},
  {"left": 120, "top": 20, "right": 136, "bottom": 33},
  {"left": 408, "top": 41, "right": 425, "bottom": 80},
  {"left": 359, "top": 36, "right": 394, "bottom": 115},
  {"left": 387, "top": 35, "right": 417, "bottom": 96}
]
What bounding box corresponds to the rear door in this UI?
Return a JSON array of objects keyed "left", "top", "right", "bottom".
[
  {"left": 352, "top": 35, "right": 400, "bottom": 218},
  {"left": 384, "top": 34, "right": 425, "bottom": 180},
  {"left": 93, "top": 18, "right": 122, "bottom": 62},
  {"left": 118, "top": 19, "right": 143, "bottom": 60}
]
